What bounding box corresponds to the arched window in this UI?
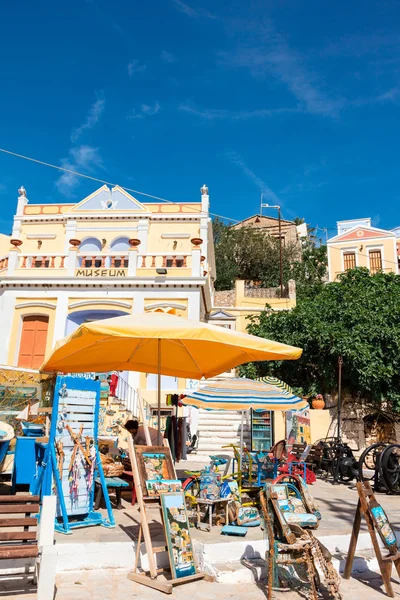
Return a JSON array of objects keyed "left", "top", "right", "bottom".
[
  {"left": 79, "top": 237, "right": 103, "bottom": 268},
  {"left": 109, "top": 237, "right": 130, "bottom": 268},
  {"left": 110, "top": 237, "right": 130, "bottom": 251},
  {"left": 18, "top": 315, "right": 49, "bottom": 369}
]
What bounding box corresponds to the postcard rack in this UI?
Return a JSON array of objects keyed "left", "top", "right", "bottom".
[
  {"left": 126, "top": 434, "right": 204, "bottom": 594},
  {"left": 344, "top": 481, "right": 400, "bottom": 598}
]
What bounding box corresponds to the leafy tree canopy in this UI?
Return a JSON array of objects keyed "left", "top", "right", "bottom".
[
  {"left": 213, "top": 217, "right": 327, "bottom": 300},
  {"left": 240, "top": 269, "right": 400, "bottom": 411}
]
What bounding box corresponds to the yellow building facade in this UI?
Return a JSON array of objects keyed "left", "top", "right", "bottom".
[
  {"left": 327, "top": 218, "right": 398, "bottom": 281},
  {"left": 0, "top": 184, "right": 215, "bottom": 410}
]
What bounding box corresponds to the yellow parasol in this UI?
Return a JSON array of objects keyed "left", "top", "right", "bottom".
[{"left": 41, "top": 312, "right": 302, "bottom": 434}]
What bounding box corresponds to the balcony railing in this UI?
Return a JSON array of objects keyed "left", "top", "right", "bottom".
[
  {"left": 334, "top": 267, "right": 395, "bottom": 278},
  {"left": 19, "top": 254, "right": 67, "bottom": 268},
  {"left": 79, "top": 254, "right": 129, "bottom": 268},
  {"left": 5, "top": 250, "right": 202, "bottom": 278},
  {"left": 0, "top": 257, "right": 8, "bottom": 271}
]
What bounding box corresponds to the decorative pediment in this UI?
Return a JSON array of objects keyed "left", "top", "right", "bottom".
[
  {"left": 208, "top": 310, "right": 236, "bottom": 320},
  {"left": 329, "top": 226, "right": 394, "bottom": 244},
  {"left": 67, "top": 185, "right": 148, "bottom": 213}
]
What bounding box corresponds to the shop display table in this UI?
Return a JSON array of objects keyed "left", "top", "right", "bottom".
[
  {"left": 94, "top": 476, "right": 129, "bottom": 510},
  {"left": 196, "top": 497, "right": 229, "bottom": 532}
]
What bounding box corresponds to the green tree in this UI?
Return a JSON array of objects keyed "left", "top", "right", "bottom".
[
  {"left": 213, "top": 217, "right": 299, "bottom": 291},
  {"left": 292, "top": 242, "right": 328, "bottom": 301},
  {"left": 240, "top": 268, "right": 400, "bottom": 411}
]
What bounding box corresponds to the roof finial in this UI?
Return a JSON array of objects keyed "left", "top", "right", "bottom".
[
  {"left": 200, "top": 184, "right": 208, "bottom": 195},
  {"left": 18, "top": 186, "right": 26, "bottom": 197}
]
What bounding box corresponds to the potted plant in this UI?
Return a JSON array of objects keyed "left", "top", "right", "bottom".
[{"left": 312, "top": 394, "right": 325, "bottom": 410}]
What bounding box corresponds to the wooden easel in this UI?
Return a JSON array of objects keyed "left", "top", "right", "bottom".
[
  {"left": 344, "top": 481, "right": 400, "bottom": 598},
  {"left": 126, "top": 434, "right": 204, "bottom": 594}
]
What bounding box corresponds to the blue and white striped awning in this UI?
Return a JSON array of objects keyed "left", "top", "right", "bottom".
[{"left": 183, "top": 377, "right": 307, "bottom": 412}]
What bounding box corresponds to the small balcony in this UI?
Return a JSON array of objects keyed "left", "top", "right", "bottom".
[{"left": 3, "top": 251, "right": 205, "bottom": 279}]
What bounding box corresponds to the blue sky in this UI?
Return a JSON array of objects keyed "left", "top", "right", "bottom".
[{"left": 1, "top": 0, "right": 400, "bottom": 239}]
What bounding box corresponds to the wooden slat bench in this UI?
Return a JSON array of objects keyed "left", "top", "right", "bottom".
[
  {"left": 94, "top": 476, "right": 129, "bottom": 510},
  {"left": 0, "top": 494, "right": 39, "bottom": 560}
]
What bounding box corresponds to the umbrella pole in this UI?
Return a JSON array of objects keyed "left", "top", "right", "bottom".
[
  {"left": 239, "top": 410, "right": 244, "bottom": 469},
  {"left": 157, "top": 338, "right": 161, "bottom": 440}
]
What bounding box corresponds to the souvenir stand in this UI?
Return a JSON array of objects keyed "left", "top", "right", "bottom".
[
  {"left": 44, "top": 375, "right": 114, "bottom": 534},
  {"left": 344, "top": 481, "right": 400, "bottom": 598},
  {"left": 127, "top": 433, "right": 204, "bottom": 594}
]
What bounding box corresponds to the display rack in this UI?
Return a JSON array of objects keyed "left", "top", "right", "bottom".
[
  {"left": 46, "top": 375, "right": 115, "bottom": 534},
  {"left": 344, "top": 481, "right": 400, "bottom": 598},
  {"left": 251, "top": 409, "right": 273, "bottom": 451},
  {"left": 126, "top": 434, "right": 204, "bottom": 594}
]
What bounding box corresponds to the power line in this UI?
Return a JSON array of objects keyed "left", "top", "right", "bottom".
[{"left": 0, "top": 147, "right": 239, "bottom": 223}]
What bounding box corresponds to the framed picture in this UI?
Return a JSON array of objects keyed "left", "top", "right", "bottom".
[
  {"left": 134, "top": 446, "right": 176, "bottom": 496},
  {"left": 370, "top": 504, "right": 397, "bottom": 551},
  {"left": 160, "top": 492, "right": 197, "bottom": 579},
  {"left": 145, "top": 479, "right": 183, "bottom": 497},
  {"left": 286, "top": 408, "right": 311, "bottom": 445}
]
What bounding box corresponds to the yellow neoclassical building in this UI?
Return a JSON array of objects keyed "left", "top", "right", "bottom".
[
  {"left": 0, "top": 183, "right": 215, "bottom": 408},
  {"left": 327, "top": 218, "right": 398, "bottom": 281}
]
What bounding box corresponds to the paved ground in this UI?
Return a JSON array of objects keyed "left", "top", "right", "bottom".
[
  {"left": 52, "top": 460, "right": 400, "bottom": 545},
  {"left": 53, "top": 569, "right": 400, "bottom": 600}
]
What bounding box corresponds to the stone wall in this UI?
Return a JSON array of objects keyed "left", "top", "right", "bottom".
[{"left": 213, "top": 289, "right": 236, "bottom": 307}]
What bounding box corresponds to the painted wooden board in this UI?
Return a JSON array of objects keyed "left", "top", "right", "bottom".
[{"left": 50, "top": 376, "right": 99, "bottom": 519}]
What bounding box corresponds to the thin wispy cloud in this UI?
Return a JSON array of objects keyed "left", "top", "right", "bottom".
[
  {"left": 321, "top": 32, "right": 400, "bottom": 59},
  {"left": 161, "top": 50, "right": 177, "bottom": 63},
  {"left": 127, "top": 102, "right": 161, "bottom": 120},
  {"left": 172, "top": 0, "right": 217, "bottom": 20},
  {"left": 128, "top": 59, "right": 147, "bottom": 77},
  {"left": 219, "top": 18, "right": 343, "bottom": 118},
  {"left": 227, "top": 151, "right": 282, "bottom": 206},
  {"left": 179, "top": 102, "right": 297, "bottom": 120},
  {"left": 55, "top": 145, "right": 104, "bottom": 197},
  {"left": 349, "top": 87, "right": 400, "bottom": 107},
  {"left": 71, "top": 93, "right": 105, "bottom": 143}
]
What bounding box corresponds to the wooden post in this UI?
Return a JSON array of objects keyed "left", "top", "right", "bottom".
[
  {"left": 126, "top": 434, "right": 158, "bottom": 579},
  {"left": 136, "top": 390, "right": 151, "bottom": 446},
  {"left": 343, "top": 498, "right": 361, "bottom": 579}
]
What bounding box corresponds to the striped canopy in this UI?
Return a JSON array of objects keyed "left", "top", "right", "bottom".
[{"left": 183, "top": 376, "right": 308, "bottom": 412}]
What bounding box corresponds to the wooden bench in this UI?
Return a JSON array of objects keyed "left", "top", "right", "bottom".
[
  {"left": 306, "top": 445, "right": 324, "bottom": 473},
  {"left": 95, "top": 476, "right": 129, "bottom": 510},
  {"left": 0, "top": 494, "right": 39, "bottom": 560}
]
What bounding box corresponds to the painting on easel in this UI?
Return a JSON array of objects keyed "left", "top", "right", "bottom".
[
  {"left": 160, "top": 492, "right": 196, "bottom": 579},
  {"left": 135, "top": 446, "right": 176, "bottom": 498},
  {"left": 370, "top": 504, "right": 397, "bottom": 551}
]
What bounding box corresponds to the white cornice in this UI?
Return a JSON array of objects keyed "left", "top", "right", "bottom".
[
  {"left": 161, "top": 233, "right": 191, "bottom": 239},
  {"left": 68, "top": 300, "right": 132, "bottom": 309},
  {"left": 0, "top": 276, "right": 207, "bottom": 289},
  {"left": 15, "top": 302, "right": 56, "bottom": 310},
  {"left": 26, "top": 234, "right": 57, "bottom": 239}
]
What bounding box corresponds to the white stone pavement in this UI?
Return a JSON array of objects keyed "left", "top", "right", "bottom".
[{"left": 52, "top": 569, "right": 399, "bottom": 600}]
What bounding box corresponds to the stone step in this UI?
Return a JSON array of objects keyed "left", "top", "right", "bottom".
[
  {"left": 197, "top": 423, "right": 247, "bottom": 431},
  {"left": 198, "top": 431, "right": 249, "bottom": 439}
]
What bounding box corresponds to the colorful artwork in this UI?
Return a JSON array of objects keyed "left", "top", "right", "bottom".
[
  {"left": 143, "top": 453, "right": 170, "bottom": 481},
  {"left": 199, "top": 470, "right": 221, "bottom": 500},
  {"left": 286, "top": 408, "right": 311, "bottom": 445},
  {"left": 220, "top": 480, "right": 240, "bottom": 502},
  {"left": 145, "top": 479, "right": 183, "bottom": 497},
  {"left": 236, "top": 506, "right": 260, "bottom": 526},
  {"left": 135, "top": 446, "right": 176, "bottom": 495},
  {"left": 160, "top": 492, "right": 196, "bottom": 579},
  {"left": 371, "top": 505, "right": 397, "bottom": 550}
]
